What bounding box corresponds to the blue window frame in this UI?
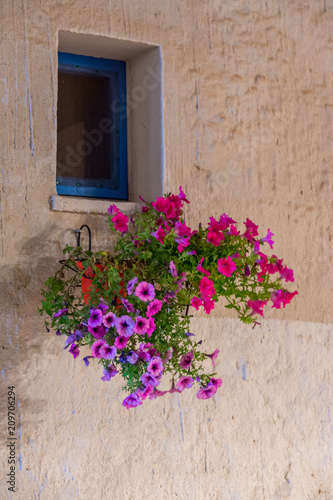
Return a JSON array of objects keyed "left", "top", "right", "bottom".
[{"left": 56, "top": 52, "right": 128, "bottom": 200}]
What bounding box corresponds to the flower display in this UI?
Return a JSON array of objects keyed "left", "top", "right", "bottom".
[{"left": 40, "top": 187, "right": 297, "bottom": 409}]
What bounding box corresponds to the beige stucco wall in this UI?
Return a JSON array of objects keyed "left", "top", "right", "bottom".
[{"left": 0, "top": 0, "right": 332, "bottom": 499}]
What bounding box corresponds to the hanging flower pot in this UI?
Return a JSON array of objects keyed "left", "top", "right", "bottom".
[{"left": 40, "top": 187, "right": 297, "bottom": 409}]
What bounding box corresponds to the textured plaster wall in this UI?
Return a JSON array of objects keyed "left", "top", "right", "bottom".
[{"left": 0, "top": 0, "right": 332, "bottom": 499}]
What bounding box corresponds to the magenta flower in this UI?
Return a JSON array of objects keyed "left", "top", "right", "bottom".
[
  {"left": 279, "top": 266, "right": 295, "bottom": 283},
  {"left": 147, "top": 356, "right": 164, "bottom": 377},
  {"left": 218, "top": 256, "right": 237, "bottom": 277},
  {"left": 207, "top": 230, "right": 223, "bottom": 246},
  {"left": 174, "top": 221, "right": 192, "bottom": 238},
  {"left": 91, "top": 339, "right": 106, "bottom": 358},
  {"left": 88, "top": 308, "right": 103, "bottom": 328},
  {"left": 247, "top": 299, "right": 267, "bottom": 317},
  {"left": 103, "top": 312, "right": 117, "bottom": 328},
  {"left": 151, "top": 227, "right": 166, "bottom": 244},
  {"left": 203, "top": 298, "right": 215, "bottom": 314},
  {"left": 140, "top": 372, "right": 159, "bottom": 387},
  {"left": 229, "top": 224, "right": 240, "bottom": 236},
  {"left": 114, "top": 336, "right": 129, "bottom": 349},
  {"left": 137, "top": 385, "right": 153, "bottom": 400},
  {"left": 200, "top": 276, "right": 215, "bottom": 300},
  {"left": 163, "top": 290, "right": 176, "bottom": 303},
  {"left": 88, "top": 324, "right": 107, "bottom": 340},
  {"left": 112, "top": 212, "right": 129, "bottom": 233},
  {"left": 135, "top": 281, "right": 156, "bottom": 302},
  {"left": 206, "top": 348, "right": 220, "bottom": 366},
  {"left": 69, "top": 343, "right": 80, "bottom": 359},
  {"left": 243, "top": 218, "right": 259, "bottom": 241},
  {"left": 196, "top": 383, "right": 217, "bottom": 400},
  {"left": 99, "top": 343, "right": 116, "bottom": 360},
  {"left": 107, "top": 204, "right": 119, "bottom": 216},
  {"left": 176, "top": 375, "right": 193, "bottom": 392},
  {"left": 187, "top": 250, "right": 197, "bottom": 255},
  {"left": 146, "top": 316, "right": 156, "bottom": 337},
  {"left": 175, "top": 236, "right": 190, "bottom": 252},
  {"left": 133, "top": 316, "right": 150, "bottom": 335},
  {"left": 271, "top": 290, "right": 298, "bottom": 309},
  {"left": 196, "top": 257, "right": 211, "bottom": 276},
  {"left": 169, "top": 261, "right": 178, "bottom": 277},
  {"left": 210, "top": 377, "right": 223, "bottom": 388},
  {"left": 178, "top": 185, "right": 189, "bottom": 203},
  {"left": 101, "top": 364, "right": 118, "bottom": 381},
  {"left": 179, "top": 352, "right": 194, "bottom": 370},
  {"left": 97, "top": 302, "right": 109, "bottom": 314},
  {"left": 52, "top": 308, "right": 68, "bottom": 318},
  {"left": 147, "top": 299, "right": 163, "bottom": 317},
  {"left": 191, "top": 296, "right": 203, "bottom": 310},
  {"left": 116, "top": 315, "right": 135, "bottom": 337},
  {"left": 138, "top": 343, "right": 152, "bottom": 362},
  {"left": 122, "top": 393, "right": 142, "bottom": 409},
  {"left": 261, "top": 229, "right": 274, "bottom": 249}
]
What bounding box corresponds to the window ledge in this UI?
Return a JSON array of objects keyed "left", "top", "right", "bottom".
[{"left": 49, "top": 195, "right": 142, "bottom": 215}]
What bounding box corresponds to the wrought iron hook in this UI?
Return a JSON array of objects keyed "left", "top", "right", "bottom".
[{"left": 75, "top": 224, "right": 91, "bottom": 251}]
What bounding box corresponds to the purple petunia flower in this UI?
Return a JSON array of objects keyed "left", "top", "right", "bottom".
[
  {"left": 88, "top": 324, "right": 107, "bottom": 340},
  {"left": 179, "top": 351, "right": 194, "bottom": 370},
  {"left": 162, "top": 291, "right": 176, "bottom": 303},
  {"left": 140, "top": 372, "right": 160, "bottom": 387},
  {"left": 127, "top": 351, "right": 139, "bottom": 365},
  {"left": 83, "top": 356, "right": 93, "bottom": 367},
  {"left": 206, "top": 349, "right": 220, "bottom": 367},
  {"left": 103, "top": 312, "right": 117, "bottom": 329},
  {"left": 169, "top": 261, "right": 178, "bottom": 277},
  {"left": 101, "top": 364, "right": 119, "bottom": 381},
  {"left": 64, "top": 334, "right": 77, "bottom": 347},
  {"left": 97, "top": 302, "right": 109, "bottom": 314},
  {"left": 91, "top": 339, "right": 106, "bottom": 358},
  {"left": 127, "top": 277, "right": 138, "bottom": 295},
  {"left": 122, "top": 393, "right": 142, "bottom": 409},
  {"left": 88, "top": 308, "right": 103, "bottom": 328},
  {"left": 135, "top": 281, "right": 156, "bottom": 302},
  {"left": 176, "top": 375, "right": 194, "bottom": 392},
  {"left": 147, "top": 299, "right": 163, "bottom": 317},
  {"left": 137, "top": 385, "right": 153, "bottom": 400},
  {"left": 114, "top": 336, "right": 129, "bottom": 349},
  {"left": 147, "top": 356, "right": 164, "bottom": 377},
  {"left": 99, "top": 343, "right": 116, "bottom": 360},
  {"left": 133, "top": 316, "right": 150, "bottom": 335},
  {"left": 138, "top": 343, "right": 151, "bottom": 362},
  {"left": 69, "top": 343, "right": 80, "bottom": 359},
  {"left": 116, "top": 315, "right": 135, "bottom": 337},
  {"left": 52, "top": 308, "right": 68, "bottom": 318},
  {"left": 121, "top": 298, "right": 135, "bottom": 313}
]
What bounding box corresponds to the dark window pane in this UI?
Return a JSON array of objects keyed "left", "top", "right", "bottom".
[{"left": 57, "top": 70, "right": 115, "bottom": 186}]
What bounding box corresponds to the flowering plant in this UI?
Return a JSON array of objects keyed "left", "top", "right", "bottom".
[{"left": 40, "top": 187, "right": 297, "bottom": 409}]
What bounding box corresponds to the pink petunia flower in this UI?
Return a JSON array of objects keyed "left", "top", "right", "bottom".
[
  {"left": 112, "top": 212, "right": 129, "bottom": 233},
  {"left": 147, "top": 299, "right": 163, "bottom": 317},
  {"left": 206, "top": 349, "right": 220, "bottom": 366},
  {"left": 210, "top": 377, "right": 223, "bottom": 388},
  {"left": 114, "top": 336, "right": 129, "bottom": 349},
  {"left": 218, "top": 256, "right": 237, "bottom": 277},
  {"left": 200, "top": 276, "right": 215, "bottom": 300},
  {"left": 191, "top": 296, "right": 203, "bottom": 310},
  {"left": 103, "top": 312, "right": 117, "bottom": 328},
  {"left": 271, "top": 290, "right": 298, "bottom": 309},
  {"left": 247, "top": 299, "right": 267, "bottom": 317},
  {"left": 196, "top": 383, "right": 217, "bottom": 400},
  {"left": 137, "top": 385, "right": 153, "bottom": 400},
  {"left": 279, "top": 266, "right": 295, "bottom": 283},
  {"left": 178, "top": 186, "right": 189, "bottom": 203},
  {"left": 202, "top": 298, "right": 215, "bottom": 315},
  {"left": 179, "top": 352, "right": 194, "bottom": 370},
  {"left": 91, "top": 339, "right": 106, "bottom": 358},
  {"left": 146, "top": 316, "right": 156, "bottom": 337},
  {"left": 261, "top": 229, "right": 274, "bottom": 249},
  {"left": 176, "top": 375, "right": 194, "bottom": 392},
  {"left": 196, "top": 257, "right": 211, "bottom": 276},
  {"left": 107, "top": 204, "right": 119, "bottom": 216},
  {"left": 135, "top": 281, "right": 156, "bottom": 302},
  {"left": 69, "top": 343, "right": 80, "bottom": 359},
  {"left": 243, "top": 218, "right": 259, "bottom": 241},
  {"left": 88, "top": 324, "right": 107, "bottom": 340},
  {"left": 134, "top": 316, "right": 150, "bottom": 335},
  {"left": 151, "top": 227, "right": 166, "bottom": 244},
  {"left": 147, "top": 356, "right": 164, "bottom": 377}
]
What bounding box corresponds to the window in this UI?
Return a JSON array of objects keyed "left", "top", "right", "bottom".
[{"left": 56, "top": 52, "right": 128, "bottom": 200}]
